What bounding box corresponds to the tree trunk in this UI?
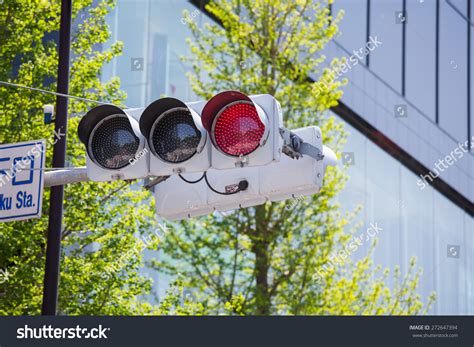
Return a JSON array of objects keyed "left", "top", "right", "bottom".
[{"left": 253, "top": 205, "right": 271, "bottom": 315}]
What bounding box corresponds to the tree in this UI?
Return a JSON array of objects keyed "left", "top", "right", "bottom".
[
  {"left": 151, "top": 0, "right": 435, "bottom": 315},
  {"left": 0, "top": 0, "right": 159, "bottom": 315}
]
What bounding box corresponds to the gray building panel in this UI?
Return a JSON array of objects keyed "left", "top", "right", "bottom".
[
  {"left": 332, "top": 0, "right": 368, "bottom": 65},
  {"left": 449, "top": 0, "right": 469, "bottom": 16},
  {"left": 439, "top": 0, "right": 468, "bottom": 143},
  {"left": 405, "top": 0, "right": 437, "bottom": 120},
  {"left": 369, "top": 0, "right": 403, "bottom": 93},
  {"left": 471, "top": 2, "right": 473, "bottom": 153}
]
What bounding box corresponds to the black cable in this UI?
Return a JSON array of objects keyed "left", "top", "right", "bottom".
[
  {"left": 203, "top": 172, "right": 248, "bottom": 196},
  {"left": 0, "top": 80, "right": 124, "bottom": 107},
  {"left": 178, "top": 171, "right": 249, "bottom": 195},
  {"left": 178, "top": 173, "right": 205, "bottom": 184}
]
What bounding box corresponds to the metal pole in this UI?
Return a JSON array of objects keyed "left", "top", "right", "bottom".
[
  {"left": 41, "top": 0, "right": 72, "bottom": 315},
  {"left": 44, "top": 167, "right": 88, "bottom": 187}
]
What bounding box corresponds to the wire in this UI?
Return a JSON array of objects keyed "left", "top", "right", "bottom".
[
  {"left": 0, "top": 167, "right": 86, "bottom": 171},
  {"left": 0, "top": 80, "right": 127, "bottom": 108},
  {"left": 178, "top": 171, "right": 248, "bottom": 195},
  {"left": 178, "top": 173, "right": 205, "bottom": 184},
  {"left": 203, "top": 172, "right": 247, "bottom": 196}
]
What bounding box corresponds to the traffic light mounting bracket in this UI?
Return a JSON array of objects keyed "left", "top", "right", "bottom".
[
  {"left": 279, "top": 127, "right": 324, "bottom": 161},
  {"left": 144, "top": 176, "right": 170, "bottom": 190}
]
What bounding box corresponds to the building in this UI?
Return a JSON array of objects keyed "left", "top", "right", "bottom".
[{"left": 101, "top": 0, "right": 474, "bottom": 314}]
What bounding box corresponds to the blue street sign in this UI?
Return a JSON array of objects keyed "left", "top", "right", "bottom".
[{"left": 0, "top": 140, "right": 46, "bottom": 222}]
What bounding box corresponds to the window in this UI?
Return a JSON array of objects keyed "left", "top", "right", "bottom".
[
  {"left": 405, "top": 0, "right": 437, "bottom": 120},
  {"left": 365, "top": 133, "right": 402, "bottom": 285},
  {"left": 332, "top": 0, "right": 368, "bottom": 64},
  {"left": 400, "top": 165, "right": 435, "bottom": 305},
  {"left": 438, "top": 0, "right": 468, "bottom": 142},
  {"left": 369, "top": 0, "right": 403, "bottom": 92},
  {"left": 433, "top": 190, "right": 468, "bottom": 314}
]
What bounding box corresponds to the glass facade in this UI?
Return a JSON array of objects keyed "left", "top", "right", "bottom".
[
  {"left": 102, "top": 0, "right": 474, "bottom": 314},
  {"left": 338, "top": 117, "right": 473, "bottom": 314},
  {"left": 333, "top": 0, "right": 473, "bottom": 147}
]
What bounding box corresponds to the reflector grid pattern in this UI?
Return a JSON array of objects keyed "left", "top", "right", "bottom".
[
  {"left": 90, "top": 116, "right": 140, "bottom": 169},
  {"left": 214, "top": 103, "right": 265, "bottom": 156},
  {"left": 152, "top": 110, "right": 201, "bottom": 163}
]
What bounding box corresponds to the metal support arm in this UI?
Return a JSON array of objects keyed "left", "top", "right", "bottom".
[
  {"left": 279, "top": 127, "right": 324, "bottom": 161},
  {"left": 44, "top": 167, "right": 88, "bottom": 187},
  {"left": 44, "top": 167, "right": 169, "bottom": 191}
]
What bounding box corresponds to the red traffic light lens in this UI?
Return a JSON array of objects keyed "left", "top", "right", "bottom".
[{"left": 213, "top": 101, "right": 265, "bottom": 157}]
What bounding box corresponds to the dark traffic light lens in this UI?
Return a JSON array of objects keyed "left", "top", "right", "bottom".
[
  {"left": 213, "top": 102, "right": 265, "bottom": 157},
  {"left": 151, "top": 108, "right": 201, "bottom": 163},
  {"left": 89, "top": 115, "right": 140, "bottom": 169}
]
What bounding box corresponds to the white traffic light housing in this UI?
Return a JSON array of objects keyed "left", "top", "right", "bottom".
[
  {"left": 260, "top": 126, "right": 335, "bottom": 201},
  {"left": 153, "top": 125, "right": 338, "bottom": 221},
  {"left": 154, "top": 173, "right": 212, "bottom": 221},
  {"left": 153, "top": 167, "right": 260, "bottom": 221},
  {"left": 200, "top": 91, "right": 283, "bottom": 169},
  {"left": 206, "top": 167, "right": 265, "bottom": 212},
  {"left": 77, "top": 93, "right": 338, "bottom": 221},
  {"left": 139, "top": 97, "right": 210, "bottom": 176},
  {"left": 78, "top": 105, "right": 148, "bottom": 181}
]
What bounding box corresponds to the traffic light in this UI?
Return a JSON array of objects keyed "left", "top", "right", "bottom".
[
  {"left": 77, "top": 92, "right": 337, "bottom": 221},
  {"left": 138, "top": 97, "right": 210, "bottom": 176},
  {"left": 78, "top": 104, "right": 148, "bottom": 181},
  {"left": 200, "top": 91, "right": 283, "bottom": 169}
]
